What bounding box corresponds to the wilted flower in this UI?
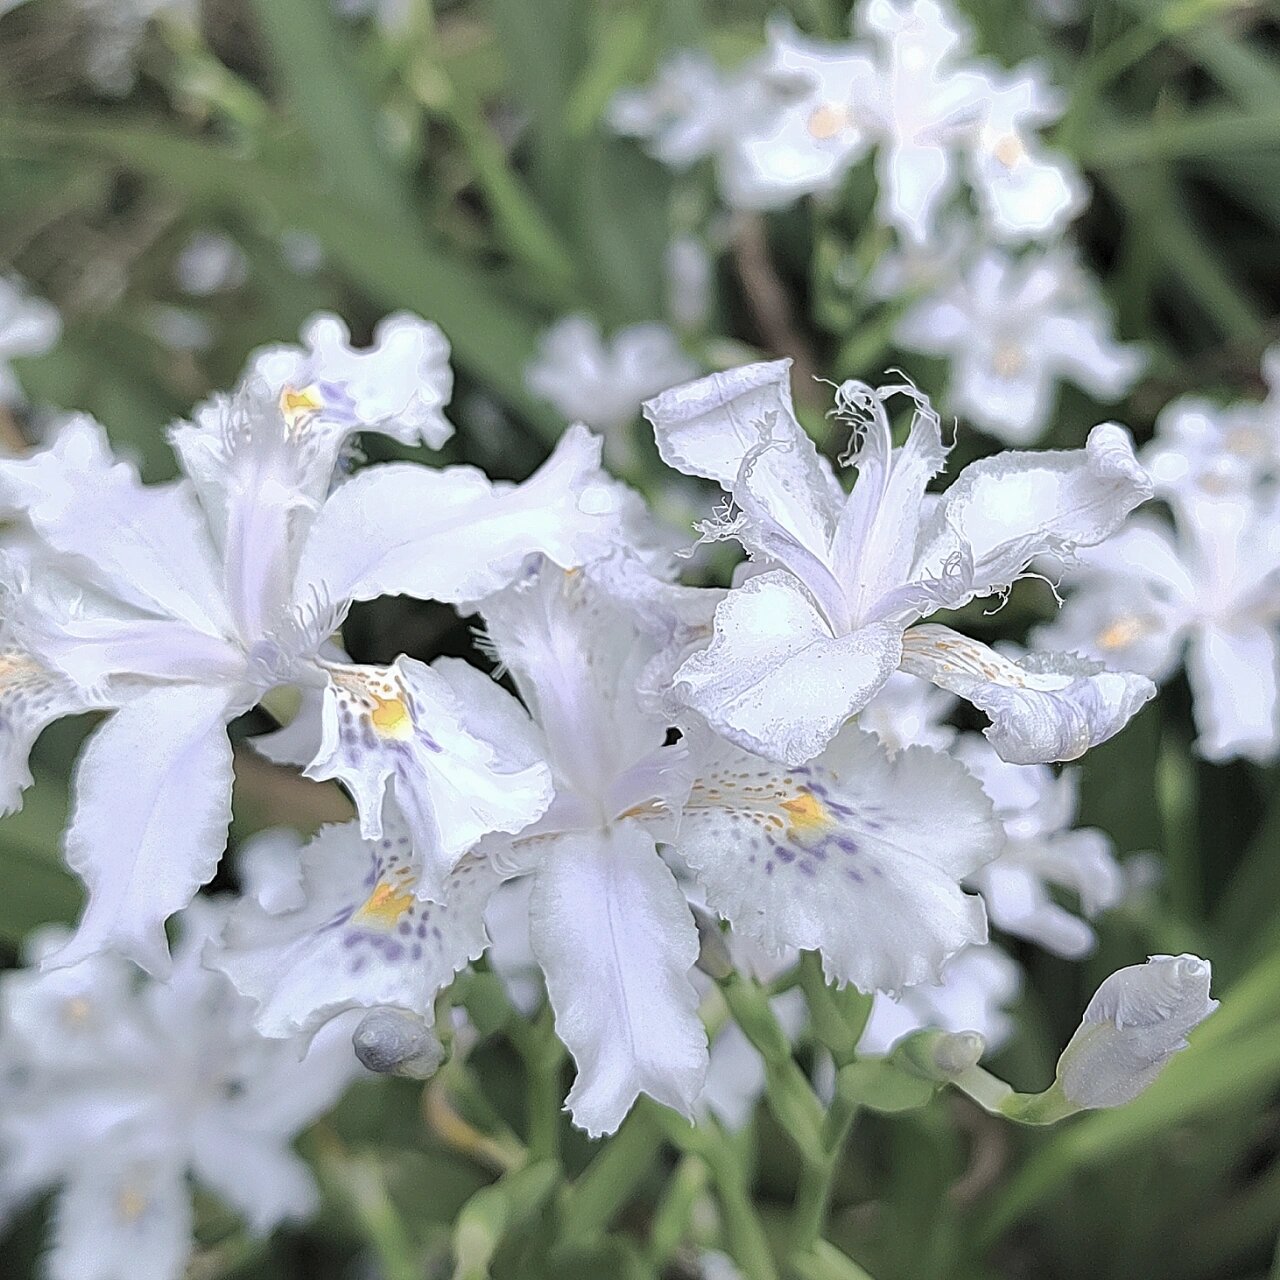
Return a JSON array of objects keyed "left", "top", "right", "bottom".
[
  {"left": 644, "top": 359, "right": 1155, "bottom": 769},
  {"left": 896, "top": 245, "right": 1144, "bottom": 443},
  {"left": 1055, "top": 954, "right": 1217, "bottom": 1108},
  {"left": 0, "top": 906, "right": 356, "bottom": 1280}
]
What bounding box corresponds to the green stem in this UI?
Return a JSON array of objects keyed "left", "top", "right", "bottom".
[
  {"left": 453, "top": 1162, "right": 561, "bottom": 1280},
  {"left": 559, "top": 1109, "right": 665, "bottom": 1248},
  {"left": 719, "top": 973, "right": 826, "bottom": 1162},
  {"left": 313, "top": 1136, "right": 420, "bottom": 1280},
  {"left": 156, "top": 17, "right": 270, "bottom": 132},
  {"left": 646, "top": 1154, "right": 709, "bottom": 1268},
  {"left": 797, "top": 952, "right": 871, "bottom": 1069},
  {"left": 788, "top": 1068, "right": 861, "bottom": 1263},
  {"left": 648, "top": 1106, "right": 780, "bottom": 1280},
  {"left": 790, "top": 1241, "right": 878, "bottom": 1280},
  {"left": 523, "top": 1007, "right": 565, "bottom": 1164},
  {"left": 410, "top": 11, "right": 578, "bottom": 303}
]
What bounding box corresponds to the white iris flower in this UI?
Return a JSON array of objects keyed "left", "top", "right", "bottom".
[
  {"left": 0, "top": 312, "right": 621, "bottom": 971},
  {"left": 0, "top": 905, "right": 356, "bottom": 1280},
  {"left": 1037, "top": 488, "right": 1280, "bottom": 763},
  {"left": 214, "top": 549, "right": 1001, "bottom": 1137},
  {"left": 643, "top": 359, "right": 1155, "bottom": 769}
]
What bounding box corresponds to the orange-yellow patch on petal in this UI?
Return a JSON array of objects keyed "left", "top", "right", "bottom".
[
  {"left": 1097, "top": 615, "right": 1149, "bottom": 652},
  {"left": 117, "top": 1186, "right": 148, "bottom": 1223},
  {"left": 280, "top": 383, "right": 324, "bottom": 432},
  {"left": 807, "top": 102, "right": 852, "bottom": 140},
  {"left": 370, "top": 694, "right": 413, "bottom": 740},
  {"left": 354, "top": 879, "right": 415, "bottom": 927},
  {"left": 992, "top": 132, "right": 1026, "bottom": 168},
  {"left": 780, "top": 789, "right": 832, "bottom": 835},
  {"left": 61, "top": 996, "right": 92, "bottom": 1028}
]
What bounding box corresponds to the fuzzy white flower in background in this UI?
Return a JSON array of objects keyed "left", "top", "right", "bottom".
[
  {"left": 607, "top": 50, "right": 790, "bottom": 186},
  {"left": 896, "top": 245, "right": 1144, "bottom": 444},
  {"left": 644, "top": 359, "right": 1155, "bottom": 769},
  {"left": 1037, "top": 490, "right": 1280, "bottom": 763},
  {"left": 866, "top": 213, "right": 974, "bottom": 302},
  {"left": 957, "top": 737, "right": 1124, "bottom": 958},
  {"left": 858, "top": 943, "right": 1022, "bottom": 1056},
  {"left": 216, "top": 544, "right": 1001, "bottom": 1136},
  {"left": 613, "top": 0, "right": 1082, "bottom": 244},
  {"left": 1055, "top": 954, "right": 1216, "bottom": 1108},
  {"left": 856, "top": 670, "right": 957, "bottom": 754},
  {"left": 0, "top": 905, "right": 356, "bottom": 1280},
  {"left": 1144, "top": 349, "right": 1280, "bottom": 499},
  {"left": 858, "top": 671, "right": 1126, "bottom": 957},
  {"left": 0, "top": 311, "right": 623, "bottom": 971},
  {"left": 717, "top": 19, "right": 879, "bottom": 211},
  {"left": 173, "top": 231, "right": 249, "bottom": 297},
  {"left": 144, "top": 304, "right": 215, "bottom": 353},
  {"left": 964, "top": 62, "right": 1084, "bottom": 242},
  {"left": 0, "top": 276, "right": 61, "bottom": 406},
  {"left": 666, "top": 235, "right": 716, "bottom": 334},
  {"left": 526, "top": 315, "right": 699, "bottom": 470}
]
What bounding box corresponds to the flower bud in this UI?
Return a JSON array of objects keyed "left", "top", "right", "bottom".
[
  {"left": 352, "top": 1008, "right": 445, "bottom": 1080},
  {"left": 1055, "top": 954, "right": 1217, "bottom": 1109},
  {"left": 691, "top": 903, "right": 735, "bottom": 981}
]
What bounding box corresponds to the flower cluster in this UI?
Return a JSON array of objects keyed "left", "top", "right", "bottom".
[
  {"left": 1040, "top": 344, "right": 1280, "bottom": 762},
  {"left": 0, "top": 308, "right": 1216, "bottom": 1273},
  {"left": 0, "top": 903, "right": 357, "bottom": 1280},
  {"left": 606, "top": 0, "right": 1142, "bottom": 445}
]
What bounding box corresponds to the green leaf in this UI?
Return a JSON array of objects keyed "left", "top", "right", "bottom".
[
  {"left": 488, "top": 0, "right": 590, "bottom": 221},
  {"left": 246, "top": 0, "right": 409, "bottom": 218},
  {"left": 0, "top": 113, "right": 563, "bottom": 441},
  {"left": 0, "top": 772, "right": 81, "bottom": 946}
]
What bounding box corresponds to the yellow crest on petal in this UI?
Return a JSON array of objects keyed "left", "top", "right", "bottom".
[
  {"left": 354, "top": 879, "right": 415, "bottom": 927},
  {"left": 780, "top": 789, "right": 832, "bottom": 835}
]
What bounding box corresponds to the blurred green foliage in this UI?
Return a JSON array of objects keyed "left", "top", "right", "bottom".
[{"left": 2, "top": 1, "right": 1280, "bottom": 1278}]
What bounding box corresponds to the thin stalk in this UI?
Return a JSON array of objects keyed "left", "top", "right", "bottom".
[
  {"left": 560, "top": 1110, "right": 666, "bottom": 1248},
  {"left": 522, "top": 1006, "right": 565, "bottom": 1164},
  {"left": 410, "top": 9, "right": 578, "bottom": 303},
  {"left": 647, "top": 1105, "right": 780, "bottom": 1280}
]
